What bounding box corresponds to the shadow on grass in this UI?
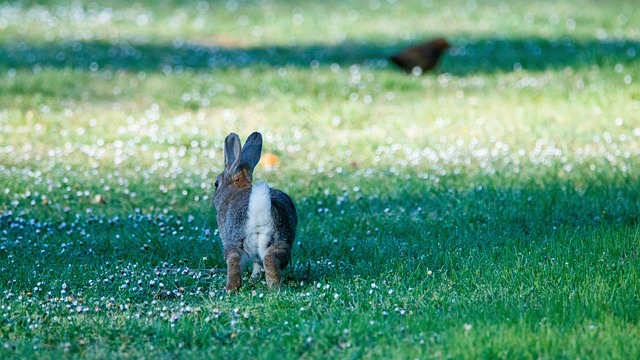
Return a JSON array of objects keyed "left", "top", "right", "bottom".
[
  {"left": 0, "top": 37, "right": 638, "bottom": 75},
  {"left": 290, "top": 173, "right": 640, "bottom": 284},
  {"left": 0, "top": 173, "right": 638, "bottom": 293}
]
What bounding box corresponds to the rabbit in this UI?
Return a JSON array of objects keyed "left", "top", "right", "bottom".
[{"left": 213, "top": 132, "right": 298, "bottom": 291}]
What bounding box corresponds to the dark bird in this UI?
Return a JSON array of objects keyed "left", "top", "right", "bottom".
[{"left": 389, "top": 38, "right": 451, "bottom": 74}]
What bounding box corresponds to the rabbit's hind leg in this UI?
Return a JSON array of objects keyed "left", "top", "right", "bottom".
[
  {"left": 263, "top": 248, "right": 289, "bottom": 290},
  {"left": 225, "top": 252, "right": 242, "bottom": 292}
]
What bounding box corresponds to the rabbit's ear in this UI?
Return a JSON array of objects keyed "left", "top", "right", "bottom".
[
  {"left": 240, "top": 132, "right": 263, "bottom": 175},
  {"left": 224, "top": 133, "right": 242, "bottom": 172}
]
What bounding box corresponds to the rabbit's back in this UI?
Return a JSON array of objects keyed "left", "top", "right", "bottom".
[{"left": 216, "top": 187, "right": 250, "bottom": 251}]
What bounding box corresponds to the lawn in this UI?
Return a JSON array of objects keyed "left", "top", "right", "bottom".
[{"left": 1, "top": 0, "right": 640, "bottom": 358}]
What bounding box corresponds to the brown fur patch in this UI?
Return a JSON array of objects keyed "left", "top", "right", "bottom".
[
  {"left": 225, "top": 252, "right": 242, "bottom": 292},
  {"left": 232, "top": 169, "right": 252, "bottom": 189},
  {"left": 263, "top": 247, "right": 291, "bottom": 290},
  {"left": 263, "top": 253, "right": 281, "bottom": 290}
]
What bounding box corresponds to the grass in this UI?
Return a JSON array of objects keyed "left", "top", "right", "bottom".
[{"left": 1, "top": 0, "right": 640, "bottom": 358}]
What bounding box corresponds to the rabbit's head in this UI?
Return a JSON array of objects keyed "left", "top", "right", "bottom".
[{"left": 213, "top": 132, "right": 263, "bottom": 208}]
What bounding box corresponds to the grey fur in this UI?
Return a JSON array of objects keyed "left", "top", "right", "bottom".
[
  {"left": 213, "top": 132, "right": 298, "bottom": 291},
  {"left": 239, "top": 132, "right": 262, "bottom": 177},
  {"left": 224, "top": 133, "right": 241, "bottom": 171}
]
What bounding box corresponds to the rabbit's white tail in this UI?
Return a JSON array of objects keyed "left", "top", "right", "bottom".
[
  {"left": 248, "top": 182, "right": 272, "bottom": 227},
  {"left": 245, "top": 182, "right": 273, "bottom": 260}
]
